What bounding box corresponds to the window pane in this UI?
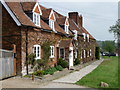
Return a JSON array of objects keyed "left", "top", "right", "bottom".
[
  {"left": 37, "top": 46, "right": 39, "bottom": 57},
  {"left": 60, "top": 48, "right": 64, "bottom": 58},
  {"left": 34, "top": 47, "right": 36, "bottom": 56},
  {"left": 34, "top": 14, "right": 36, "bottom": 24},
  {"left": 37, "top": 15, "right": 39, "bottom": 25}
]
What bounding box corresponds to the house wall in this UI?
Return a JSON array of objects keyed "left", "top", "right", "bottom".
[
  {"left": 78, "top": 36, "right": 96, "bottom": 63},
  {"left": 21, "top": 28, "right": 66, "bottom": 74},
  {"left": 2, "top": 6, "right": 22, "bottom": 75}
]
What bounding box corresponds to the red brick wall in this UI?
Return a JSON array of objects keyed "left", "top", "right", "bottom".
[
  {"left": 2, "top": 6, "right": 22, "bottom": 75},
  {"left": 21, "top": 28, "right": 65, "bottom": 71}
]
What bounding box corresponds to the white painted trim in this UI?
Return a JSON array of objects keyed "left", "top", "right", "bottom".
[
  {"left": 64, "top": 25, "right": 69, "bottom": 34},
  {"left": 81, "top": 50, "right": 83, "bottom": 59},
  {"left": 33, "top": 45, "right": 41, "bottom": 60},
  {"left": 90, "top": 49, "right": 92, "bottom": 56},
  {"left": 65, "top": 17, "right": 69, "bottom": 26},
  {"left": 82, "top": 33, "right": 86, "bottom": 42},
  {"left": 33, "top": 12, "right": 41, "bottom": 27},
  {"left": 50, "top": 46, "right": 55, "bottom": 58},
  {"left": 87, "top": 34, "right": 89, "bottom": 42},
  {"left": 32, "top": 2, "right": 42, "bottom": 15},
  {"left": 49, "top": 10, "right": 56, "bottom": 21},
  {"left": 73, "top": 30, "right": 78, "bottom": 40},
  {"left": 64, "top": 18, "right": 69, "bottom": 34},
  {"left": 84, "top": 49, "right": 86, "bottom": 58},
  {"left": 1, "top": 0, "right": 21, "bottom": 26}
]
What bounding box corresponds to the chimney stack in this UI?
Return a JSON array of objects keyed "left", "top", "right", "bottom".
[{"left": 68, "top": 12, "right": 83, "bottom": 27}]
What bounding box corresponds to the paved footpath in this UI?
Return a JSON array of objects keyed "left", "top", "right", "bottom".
[
  {"left": 41, "top": 59, "right": 103, "bottom": 88},
  {"left": 1, "top": 60, "right": 103, "bottom": 88}
]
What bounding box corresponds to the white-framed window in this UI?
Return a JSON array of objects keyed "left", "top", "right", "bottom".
[
  {"left": 90, "top": 49, "right": 92, "bottom": 56},
  {"left": 50, "top": 46, "right": 55, "bottom": 58},
  {"left": 81, "top": 50, "right": 83, "bottom": 59},
  {"left": 60, "top": 48, "right": 65, "bottom": 59},
  {"left": 87, "top": 34, "right": 89, "bottom": 42},
  {"left": 84, "top": 50, "right": 86, "bottom": 58},
  {"left": 65, "top": 25, "right": 69, "bottom": 34},
  {"left": 33, "top": 13, "right": 40, "bottom": 26},
  {"left": 33, "top": 45, "right": 41, "bottom": 59},
  {"left": 49, "top": 20, "right": 55, "bottom": 31},
  {"left": 87, "top": 50, "right": 89, "bottom": 57},
  {"left": 82, "top": 33, "right": 86, "bottom": 42},
  {"left": 73, "top": 30, "right": 78, "bottom": 40}
]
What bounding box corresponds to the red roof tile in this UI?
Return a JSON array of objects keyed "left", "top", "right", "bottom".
[{"left": 6, "top": 2, "right": 52, "bottom": 31}]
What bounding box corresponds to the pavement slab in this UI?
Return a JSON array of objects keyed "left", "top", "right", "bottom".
[{"left": 52, "top": 60, "right": 103, "bottom": 84}]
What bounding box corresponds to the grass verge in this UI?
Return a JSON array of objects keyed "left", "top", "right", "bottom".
[{"left": 76, "top": 56, "right": 119, "bottom": 88}]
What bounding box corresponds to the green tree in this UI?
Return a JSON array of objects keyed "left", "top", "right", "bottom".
[
  {"left": 102, "top": 41, "right": 116, "bottom": 56},
  {"left": 109, "top": 19, "right": 120, "bottom": 49}
]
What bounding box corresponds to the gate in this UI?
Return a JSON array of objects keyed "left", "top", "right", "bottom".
[{"left": 0, "top": 49, "right": 14, "bottom": 79}]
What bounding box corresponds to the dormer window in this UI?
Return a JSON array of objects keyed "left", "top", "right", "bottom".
[
  {"left": 82, "top": 33, "right": 86, "bottom": 42},
  {"left": 32, "top": 3, "right": 42, "bottom": 27},
  {"left": 65, "top": 18, "right": 69, "bottom": 34},
  {"left": 49, "top": 10, "right": 56, "bottom": 32},
  {"left": 33, "top": 13, "right": 40, "bottom": 26},
  {"left": 65, "top": 25, "right": 69, "bottom": 34},
  {"left": 73, "top": 30, "right": 78, "bottom": 40},
  {"left": 49, "top": 20, "right": 55, "bottom": 31},
  {"left": 87, "top": 34, "right": 89, "bottom": 42}
]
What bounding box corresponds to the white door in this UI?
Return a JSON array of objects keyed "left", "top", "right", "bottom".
[{"left": 69, "top": 47, "right": 73, "bottom": 69}]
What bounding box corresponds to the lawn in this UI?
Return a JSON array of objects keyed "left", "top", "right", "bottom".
[{"left": 76, "top": 56, "right": 119, "bottom": 88}]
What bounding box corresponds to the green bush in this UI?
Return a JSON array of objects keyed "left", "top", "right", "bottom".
[
  {"left": 33, "top": 70, "right": 44, "bottom": 76},
  {"left": 58, "top": 58, "right": 69, "bottom": 68},
  {"left": 74, "top": 58, "right": 80, "bottom": 65},
  {"left": 44, "top": 67, "right": 57, "bottom": 75},
  {"left": 55, "top": 65, "right": 63, "bottom": 71},
  {"left": 95, "top": 47, "right": 100, "bottom": 60}
]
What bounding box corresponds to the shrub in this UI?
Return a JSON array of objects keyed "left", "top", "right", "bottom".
[
  {"left": 58, "top": 58, "right": 69, "bottom": 68},
  {"left": 95, "top": 47, "right": 100, "bottom": 60},
  {"left": 44, "top": 67, "right": 57, "bottom": 75},
  {"left": 55, "top": 65, "right": 63, "bottom": 71},
  {"left": 74, "top": 58, "right": 80, "bottom": 65},
  {"left": 33, "top": 70, "right": 44, "bottom": 76}
]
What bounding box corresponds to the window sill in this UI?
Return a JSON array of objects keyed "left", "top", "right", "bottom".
[{"left": 50, "top": 56, "right": 55, "bottom": 58}]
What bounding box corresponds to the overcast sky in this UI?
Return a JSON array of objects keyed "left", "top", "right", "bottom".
[{"left": 40, "top": 1, "right": 118, "bottom": 41}]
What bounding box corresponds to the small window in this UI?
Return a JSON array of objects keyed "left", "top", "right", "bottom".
[
  {"left": 87, "top": 34, "right": 89, "bottom": 42},
  {"left": 33, "top": 45, "right": 41, "bottom": 59},
  {"left": 84, "top": 50, "right": 86, "bottom": 58},
  {"left": 60, "top": 48, "right": 65, "bottom": 59},
  {"left": 49, "top": 20, "right": 55, "bottom": 31},
  {"left": 87, "top": 50, "right": 89, "bottom": 57},
  {"left": 90, "top": 49, "right": 92, "bottom": 56},
  {"left": 65, "top": 25, "right": 69, "bottom": 34},
  {"left": 82, "top": 33, "right": 86, "bottom": 42},
  {"left": 81, "top": 50, "right": 82, "bottom": 59},
  {"left": 50, "top": 46, "right": 54, "bottom": 58},
  {"left": 73, "top": 30, "right": 78, "bottom": 40},
  {"left": 33, "top": 13, "right": 40, "bottom": 26}
]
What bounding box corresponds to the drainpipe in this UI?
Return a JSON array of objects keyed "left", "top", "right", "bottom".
[{"left": 26, "top": 27, "right": 29, "bottom": 75}]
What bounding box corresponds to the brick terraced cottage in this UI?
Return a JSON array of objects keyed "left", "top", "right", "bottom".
[{"left": 1, "top": 1, "right": 96, "bottom": 76}]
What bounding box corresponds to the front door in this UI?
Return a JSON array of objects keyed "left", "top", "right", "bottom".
[{"left": 69, "top": 47, "right": 73, "bottom": 69}]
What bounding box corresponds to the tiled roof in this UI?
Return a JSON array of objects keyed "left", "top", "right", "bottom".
[
  {"left": 41, "top": 8, "right": 52, "bottom": 20},
  {"left": 20, "top": 2, "right": 46, "bottom": 11},
  {"left": 6, "top": 2, "right": 52, "bottom": 31},
  {"left": 4, "top": 2, "right": 95, "bottom": 39},
  {"left": 59, "top": 39, "right": 73, "bottom": 48},
  {"left": 81, "top": 27, "right": 95, "bottom": 39}
]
